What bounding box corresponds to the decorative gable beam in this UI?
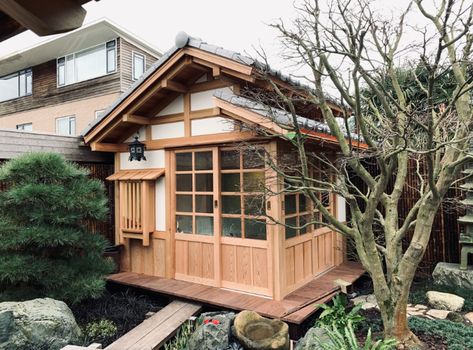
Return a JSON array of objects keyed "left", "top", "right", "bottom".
[
  {"left": 161, "top": 79, "right": 187, "bottom": 93},
  {"left": 122, "top": 114, "right": 150, "bottom": 125},
  {"left": 91, "top": 142, "right": 128, "bottom": 153}
]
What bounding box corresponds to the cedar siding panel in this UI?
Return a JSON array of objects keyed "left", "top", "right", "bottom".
[
  {"left": 0, "top": 39, "right": 122, "bottom": 117},
  {"left": 119, "top": 37, "right": 158, "bottom": 92}
]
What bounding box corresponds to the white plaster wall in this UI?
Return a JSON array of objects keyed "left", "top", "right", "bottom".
[
  {"left": 191, "top": 117, "right": 234, "bottom": 136},
  {"left": 190, "top": 87, "right": 232, "bottom": 111},
  {"left": 151, "top": 121, "right": 185, "bottom": 140},
  {"left": 157, "top": 95, "right": 184, "bottom": 116},
  {"left": 336, "top": 195, "right": 347, "bottom": 222},
  {"left": 119, "top": 149, "right": 165, "bottom": 170},
  {"left": 124, "top": 126, "right": 146, "bottom": 142},
  {"left": 156, "top": 177, "right": 166, "bottom": 231}
]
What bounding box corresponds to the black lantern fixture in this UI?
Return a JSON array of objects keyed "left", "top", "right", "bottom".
[{"left": 128, "top": 136, "right": 147, "bottom": 161}]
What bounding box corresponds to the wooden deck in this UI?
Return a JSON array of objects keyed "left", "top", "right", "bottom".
[{"left": 107, "top": 261, "right": 364, "bottom": 325}]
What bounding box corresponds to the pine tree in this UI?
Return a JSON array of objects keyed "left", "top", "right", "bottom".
[{"left": 0, "top": 153, "right": 114, "bottom": 304}]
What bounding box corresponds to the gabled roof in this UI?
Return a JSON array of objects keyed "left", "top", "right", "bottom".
[
  {"left": 83, "top": 32, "right": 351, "bottom": 147},
  {"left": 0, "top": 19, "right": 161, "bottom": 77}
]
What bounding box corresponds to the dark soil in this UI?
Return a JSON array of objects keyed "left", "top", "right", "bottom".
[
  {"left": 358, "top": 308, "right": 449, "bottom": 350},
  {"left": 70, "top": 286, "right": 167, "bottom": 347}
]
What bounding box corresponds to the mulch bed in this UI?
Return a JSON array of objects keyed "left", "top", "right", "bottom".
[{"left": 70, "top": 286, "right": 167, "bottom": 347}]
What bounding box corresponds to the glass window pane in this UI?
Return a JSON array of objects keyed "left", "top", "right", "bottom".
[
  {"left": 58, "top": 63, "right": 65, "bottom": 86},
  {"left": 195, "top": 195, "right": 213, "bottom": 213},
  {"left": 300, "top": 215, "right": 309, "bottom": 234},
  {"left": 69, "top": 117, "right": 76, "bottom": 136},
  {"left": 176, "top": 215, "right": 192, "bottom": 234},
  {"left": 222, "top": 195, "right": 241, "bottom": 214},
  {"left": 285, "top": 195, "right": 297, "bottom": 215},
  {"left": 243, "top": 149, "right": 265, "bottom": 169},
  {"left": 0, "top": 73, "right": 19, "bottom": 101},
  {"left": 245, "top": 219, "right": 266, "bottom": 240},
  {"left": 244, "top": 195, "right": 265, "bottom": 216},
  {"left": 195, "top": 174, "right": 213, "bottom": 192},
  {"left": 300, "top": 195, "right": 307, "bottom": 212},
  {"left": 222, "top": 218, "right": 242, "bottom": 237},
  {"left": 132, "top": 53, "right": 144, "bottom": 79},
  {"left": 195, "top": 151, "right": 213, "bottom": 170},
  {"left": 25, "top": 70, "right": 32, "bottom": 95},
  {"left": 221, "top": 173, "right": 240, "bottom": 192},
  {"left": 56, "top": 117, "right": 74, "bottom": 135},
  {"left": 65, "top": 54, "right": 74, "bottom": 85},
  {"left": 176, "top": 194, "right": 192, "bottom": 212},
  {"left": 176, "top": 153, "right": 192, "bottom": 171},
  {"left": 176, "top": 174, "right": 192, "bottom": 191},
  {"left": 75, "top": 44, "right": 107, "bottom": 82},
  {"left": 107, "top": 48, "right": 116, "bottom": 73},
  {"left": 321, "top": 191, "right": 330, "bottom": 207},
  {"left": 221, "top": 150, "right": 239, "bottom": 169},
  {"left": 196, "top": 216, "right": 213, "bottom": 235},
  {"left": 19, "top": 71, "right": 25, "bottom": 96},
  {"left": 243, "top": 172, "right": 265, "bottom": 192},
  {"left": 285, "top": 217, "right": 297, "bottom": 239}
]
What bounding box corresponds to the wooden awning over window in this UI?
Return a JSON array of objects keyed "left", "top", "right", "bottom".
[{"left": 106, "top": 168, "right": 165, "bottom": 181}]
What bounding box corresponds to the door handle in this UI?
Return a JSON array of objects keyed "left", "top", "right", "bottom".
[{"left": 214, "top": 199, "right": 218, "bottom": 208}]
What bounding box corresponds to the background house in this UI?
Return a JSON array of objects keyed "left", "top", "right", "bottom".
[{"left": 0, "top": 19, "right": 161, "bottom": 136}]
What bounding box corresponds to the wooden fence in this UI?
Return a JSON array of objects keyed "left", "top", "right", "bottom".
[{"left": 348, "top": 160, "right": 463, "bottom": 274}]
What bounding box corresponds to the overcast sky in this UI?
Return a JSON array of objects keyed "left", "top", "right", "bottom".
[{"left": 0, "top": 0, "right": 417, "bottom": 72}]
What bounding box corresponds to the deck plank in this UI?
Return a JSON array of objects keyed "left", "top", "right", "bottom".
[{"left": 107, "top": 262, "right": 365, "bottom": 325}]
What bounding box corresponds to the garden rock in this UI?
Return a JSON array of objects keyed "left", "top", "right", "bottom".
[
  {"left": 0, "top": 298, "right": 81, "bottom": 350},
  {"left": 464, "top": 312, "right": 473, "bottom": 324},
  {"left": 232, "top": 310, "right": 289, "bottom": 350},
  {"left": 188, "top": 311, "right": 242, "bottom": 350},
  {"left": 446, "top": 312, "right": 465, "bottom": 323},
  {"left": 426, "top": 291, "right": 464, "bottom": 312},
  {"left": 295, "top": 327, "right": 332, "bottom": 350},
  {"left": 432, "top": 262, "right": 473, "bottom": 291}
]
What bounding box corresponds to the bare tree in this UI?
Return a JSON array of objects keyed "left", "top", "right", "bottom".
[{"left": 246, "top": 0, "right": 473, "bottom": 346}]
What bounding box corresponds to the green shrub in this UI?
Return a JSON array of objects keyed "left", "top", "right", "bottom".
[
  {"left": 0, "top": 153, "right": 114, "bottom": 304},
  {"left": 409, "top": 316, "right": 473, "bottom": 350},
  {"left": 316, "top": 294, "right": 364, "bottom": 330},
  {"left": 164, "top": 320, "right": 195, "bottom": 350},
  {"left": 83, "top": 319, "right": 118, "bottom": 343},
  {"left": 314, "top": 322, "right": 397, "bottom": 350}
]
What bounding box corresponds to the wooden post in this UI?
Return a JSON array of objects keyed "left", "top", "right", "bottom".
[{"left": 165, "top": 150, "right": 175, "bottom": 278}]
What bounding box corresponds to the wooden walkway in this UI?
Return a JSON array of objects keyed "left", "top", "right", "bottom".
[
  {"left": 105, "top": 300, "right": 202, "bottom": 350},
  {"left": 107, "top": 261, "right": 364, "bottom": 325}
]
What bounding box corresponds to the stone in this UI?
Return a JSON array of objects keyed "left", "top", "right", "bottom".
[
  {"left": 188, "top": 311, "right": 242, "bottom": 350},
  {"left": 464, "top": 312, "right": 473, "bottom": 324},
  {"left": 144, "top": 311, "right": 155, "bottom": 319},
  {"left": 232, "top": 310, "right": 289, "bottom": 350},
  {"left": 295, "top": 327, "right": 332, "bottom": 350},
  {"left": 446, "top": 312, "right": 465, "bottom": 323},
  {"left": 414, "top": 304, "right": 428, "bottom": 310},
  {"left": 0, "top": 298, "right": 81, "bottom": 350},
  {"left": 426, "top": 291, "right": 464, "bottom": 312},
  {"left": 361, "top": 302, "right": 378, "bottom": 310},
  {"left": 432, "top": 262, "right": 473, "bottom": 291},
  {"left": 425, "top": 309, "right": 450, "bottom": 320}
]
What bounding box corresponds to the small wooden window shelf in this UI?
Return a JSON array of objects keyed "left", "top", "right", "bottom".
[{"left": 107, "top": 168, "right": 164, "bottom": 246}]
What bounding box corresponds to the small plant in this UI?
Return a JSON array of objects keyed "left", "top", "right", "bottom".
[
  {"left": 164, "top": 320, "right": 195, "bottom": 350},
  {"left": 83, "top": 319, "right": 118, "bottom": 342},
  {"left": 315, "top": 322, "right": 397, "bottom": 350},
  {"left": 316, "top": 294, "right": 364, "bottom": 330}
]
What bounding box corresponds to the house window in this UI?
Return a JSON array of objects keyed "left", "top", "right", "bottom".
[
  {"left": 57, "top": 40, "right": 116, "bottom": 86},
  {"left": 56, "top": 116, "right": 76, "bottom": 135},
  {"left": 95, "top": 109, "right": 105, "bottom": 119},
  {"left": 132, "top": 52, "right": 145, "bottom": 81},
  {"left": 0, "top": 69, "right": 32, "bottom": 102},
  {"left": 220, "top": 148, "right": 267, "bottom": 240},
  {"left": 16, "top": 123, "right": 33, "bottom": 131}
]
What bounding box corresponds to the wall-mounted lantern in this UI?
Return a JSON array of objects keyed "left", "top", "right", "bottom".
[{"left": 128, "top": 136, "right": 147, "bottom": 161}]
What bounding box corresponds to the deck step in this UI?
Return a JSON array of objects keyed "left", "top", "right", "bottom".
[{"left": 105, "top": 300, "right": 202, "bottom": 350}]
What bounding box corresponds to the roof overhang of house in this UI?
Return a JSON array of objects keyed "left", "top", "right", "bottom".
[{"left": 0, "top": 18, "right": 161, "bottom": 77}]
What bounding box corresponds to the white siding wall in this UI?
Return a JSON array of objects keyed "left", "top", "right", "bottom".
[
  {"left": 191, "top": 117, "right": 234, "bottom": 136},
  {"left": 119, "top": 149, "right": 165, "bottom": 170},
  {"left": 156, "top": 177, "right": 166, "bottom": 231},
  {"left": 151, "top": 121, "right": 185, "bottom": 139},
  {"left": 124, "top": 126, "right": 146, "bottom": 142}
]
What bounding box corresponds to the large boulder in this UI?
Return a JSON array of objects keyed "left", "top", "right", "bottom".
[
  {"left": 232, "top": 310, "right": 289, "bottom": 350},
  {"left": 188, "top": 311, "right": 243, "bottom": 350},
  {"left": 432, "top": 262, "right": 473, "bottom": 291},
  {"left": 426, "top": 291, "right": 464, "bottom": 312},
  {"left": 295, "top": 327, "right": 332, "bottom": 350},
  {"left": 0, "top": 298, "right": 81, "bottom": 350}
]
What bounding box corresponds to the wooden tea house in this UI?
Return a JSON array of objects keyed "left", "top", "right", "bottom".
[{"left": 83, "top": 32, "right": 364, "bottom": 325}]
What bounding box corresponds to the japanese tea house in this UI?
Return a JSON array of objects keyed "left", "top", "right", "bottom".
[{"left": 83, "top": 32, "right": 364, "bottom": 326}]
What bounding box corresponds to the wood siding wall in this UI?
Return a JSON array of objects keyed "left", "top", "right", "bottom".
[{"left": 0, "top": 38, "right": 159, "bottom": 117}]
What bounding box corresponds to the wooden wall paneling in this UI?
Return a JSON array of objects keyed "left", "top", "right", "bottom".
[
  {"left": 114, "top": 153, "right": 121, "bottom": 244},
  {"left": 285, "top": 247, "right": 295, "bottom": 287},
  {"left": 252, "top": 248, "right": 269, "bottom": 289},
  {"left": 294, "top": 244, "right": 304, "bottom": 283},
  {"left": 175, "top": 240, "right": 188, "bottom": 276},
  {"left": 236, "top": 246, "right": 252, "bottom": 286},
  {"left": 202, "top": 243, "right": 214, "bottom": 280},
  {"left": 153, "top": 238, "right": 166, "bottom": 277},
  {"left": 303, "top": 240, "right": 312, "bottom": 277},
  {"left": 188, "top": 241, "right": 202, "bottom": 277},
  {"left": 221, "top": 244, "right": 236, "bottom": 283},
  {"left": 165, "top": 150, "right": 174, "bottom": 278},
  {"left": 184, "top": 93, "right": 191, "bottom": 136}
]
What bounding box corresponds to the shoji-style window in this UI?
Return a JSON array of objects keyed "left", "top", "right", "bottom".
[
  {"left": 175, "top": 150, "right": 215, "bottom": 236},
  {"left": 220, "top": 148, "right": 267, "bottom": 240},
  {"left": 284, "top": 191, "right": 312, "bottom": 239},
  {"left": 107, "top": 169, "right": 164, "bottom": 246}
]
